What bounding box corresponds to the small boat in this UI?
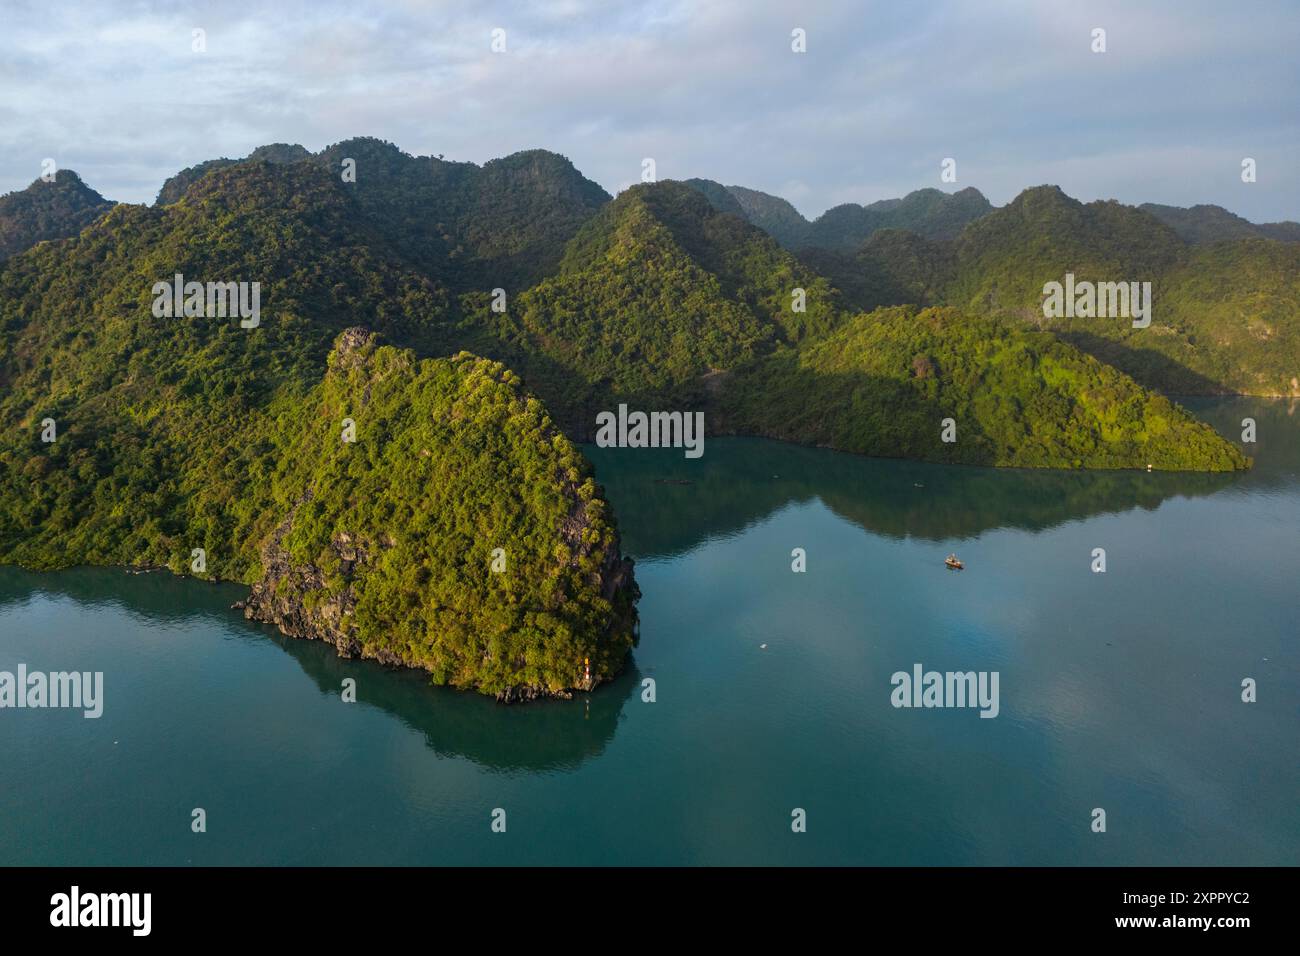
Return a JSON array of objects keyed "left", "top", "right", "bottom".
[{"left": 944, "top": 554, "right": 964, "bottom": 570}]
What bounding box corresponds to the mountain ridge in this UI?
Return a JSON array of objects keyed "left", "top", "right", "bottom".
[
  {"left": 0, "top": 169, "right": 117, "bottom": 262},
  {"left": 684, "top": 180, "right": 995, "bottom": 250}
]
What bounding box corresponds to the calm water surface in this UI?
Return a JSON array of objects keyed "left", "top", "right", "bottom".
[{"left": 1, "top": 397, "right": 1296, "bottom": 865}]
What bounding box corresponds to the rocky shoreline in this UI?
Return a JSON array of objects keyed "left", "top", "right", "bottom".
[
  {"left": 231, "top": 482, "right": 638, "bottom": 704},
  {"left": 231, "top": 546, "right": 637, "bottom": 703}
]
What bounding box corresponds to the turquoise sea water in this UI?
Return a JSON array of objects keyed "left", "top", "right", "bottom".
[{"left": 0, "top": 397, "right": 1296, "bottom": 865}]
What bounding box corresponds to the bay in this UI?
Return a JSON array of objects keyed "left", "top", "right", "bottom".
[{"left": 0, "top": 397, "right": 1295, "bottom": 865}]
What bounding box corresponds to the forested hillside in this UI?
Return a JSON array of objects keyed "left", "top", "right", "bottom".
[
  {"left": 0, "top": 154, "right": 637, "bottom": 699},
  {"left": 810, "top": 186, "right": 1300, "bottom": 397},
  {"left": 719, "top": 306, "right": 1249, "bottom": 471}
]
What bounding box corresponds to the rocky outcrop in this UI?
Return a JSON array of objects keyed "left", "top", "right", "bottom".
[
  {"left": 232, "top": 327, "right": 639, "bottom": 702},
  {"left": 235, "top": 491, "right": 638, "bottom": 701},
  {"left": 234, "top": 494, "right": 367, "bottom": 661}
]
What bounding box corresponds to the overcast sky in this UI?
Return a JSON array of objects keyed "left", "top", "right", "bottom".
[{"left": 2, "top": 0, "right": 1297, "bottom": 221}]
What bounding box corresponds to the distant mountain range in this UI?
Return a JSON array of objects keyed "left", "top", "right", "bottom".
[
  {"left": 6, "top": 152, "right": 1294, "bottom": 402},
  {"left": 687, "top": 181, "right": 995, "bottom": 250},
  {"left": 684, "top": 180, "right": 1300, "bottom": 252},
  {"left": 1139, "top": 203, "right": 1300, "bottom": 244},
  {"left": 9, "top": 150, "right": 1295, "bottom": 265},
  {"left": 800, "top": 184, "right": 1300, "bottom": 396}
]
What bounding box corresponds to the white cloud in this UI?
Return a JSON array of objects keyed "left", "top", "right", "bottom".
[{"left": 0, "top": 0, "right": 1295, "bottom": 222}]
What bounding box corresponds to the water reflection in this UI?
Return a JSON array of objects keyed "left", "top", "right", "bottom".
[
  {"left": 0, "top": 564, "right": 242, "bottom": 619},
  {"left": 0, "top": 564, "right": 639, "bottom": 773},
  {"left": 588, "top": 397, "right": 1286, "bottom": 560},
  {"left": 267, "top": 627, "right": 640, "bottom": 774}
]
